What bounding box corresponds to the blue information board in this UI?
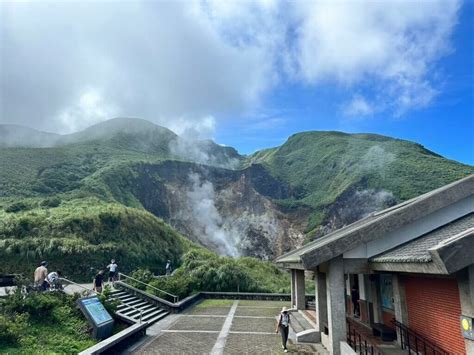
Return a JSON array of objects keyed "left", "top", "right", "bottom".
[
  {"left": 80, "top": 297, "right": 113, "bottom": 325},
  {"left": 77, "top": 296, "right": 114, "bottom": 339}
]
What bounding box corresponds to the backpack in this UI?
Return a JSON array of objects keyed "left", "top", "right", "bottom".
[{"left": 280, "top": 312, "right": 290, "bottom": 327}]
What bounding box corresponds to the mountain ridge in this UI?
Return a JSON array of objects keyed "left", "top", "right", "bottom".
[{"left": 0, "top": 117, "right": 472, "bottom": 274}]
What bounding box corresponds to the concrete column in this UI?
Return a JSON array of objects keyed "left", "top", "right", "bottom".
[
  {"left": 392, "top": 274, "right": 409, "bottom": 347},
  {"left": 458, "top": 266, "right": 474, "bottom": 354},
  {"left": 295, "top": 269, "right": 306, "bottom": 310},
  {"left": 370, "top": 275, "right": 383, "bottom": 324},
  {"left": 358, "top": 274, "right": 366, "bottom": 301},
  {"left": 392, "top": 274, "right": 408, "bottom": 325},
  {"left": 291, "top": 269, "right": 296, "bottom": 308},
  {"left": 326, "top": 256, "right": 346, "bottom": 355},
  {"left": 315, "top": 270, "right": 328, "bottom": 332}
]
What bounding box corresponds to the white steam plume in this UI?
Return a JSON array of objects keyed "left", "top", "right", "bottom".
[{"left": 182, "top": 173, "right": 240, "bottom": 256}]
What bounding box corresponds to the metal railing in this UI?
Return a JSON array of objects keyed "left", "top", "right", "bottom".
[
  {"left": 118, "top": 273, "right": 179, "bottom": 303},
  {"left": 110, "top": 297, "right": 143, "bottom": 324},
  {"left": 60, "top": 277, "right": 94, "bottom": 295},
  {"left": 392, "top": 319, "right": 449, "bottom": 355},
  {"left": 346, "top": 319, "right": 385, "bottom": 355}
]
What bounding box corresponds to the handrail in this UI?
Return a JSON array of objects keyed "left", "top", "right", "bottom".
[
  {"left": 392, "top": 319, "right": 449, "bottom": 355},
  {"left": 346, "top": 319, "right": 385, "bottom": 355},
  {"left": 107, "top": 296, "right": 143, "bottom": 324},
  {"left": 60, "top": 277, "right": 94, "bottom": 295},
  {"left": 118, "top": 273, "right": 179, "bottom": 303}
]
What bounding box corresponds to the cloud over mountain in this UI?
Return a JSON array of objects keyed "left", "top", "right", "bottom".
[{"left": 0, "top": 0, "right": 460, "bottom": 132}]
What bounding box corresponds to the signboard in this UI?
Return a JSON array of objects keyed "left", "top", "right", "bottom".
[
  {"left": 77, "top": 296, "right": 114, "bottom": 339},
  {"left": 461, "top": 315, "right": 474, "bottom": 340},
  {"left": 380, "top": 274, "right": 394, "bottom": 310}
]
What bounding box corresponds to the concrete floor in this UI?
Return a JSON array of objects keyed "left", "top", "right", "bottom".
[{"left": 131, "top": 299, "right": 327, "bottom": 354}]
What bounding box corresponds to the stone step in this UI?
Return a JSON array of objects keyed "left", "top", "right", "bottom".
[
  {"left": 108, "top": 288, "right": 170, "bottom": 326},
  {"left": 140, "top": 309, "right": 168, "bottom": 322},
  {"left": 118, "top": 295, "right": 139, "bottom": 303},
  {"left": 142, "top": 310, "right": 169, "bottom": 325},
  {"left": 126, "top": 298, "right": 147, "bottom": 307},
  {"left": 120, "top": 304, "right": 156, "bottom": 317}
]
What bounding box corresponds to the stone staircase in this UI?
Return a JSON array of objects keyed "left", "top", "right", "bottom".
[
  {"left": 108, "top": 289, "right": 170, "bottom": 325},
  {"left": 291, "top": 310, "right": 314, "bottom": 334}
]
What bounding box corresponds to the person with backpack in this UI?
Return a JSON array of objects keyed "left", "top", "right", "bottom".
[{"left": 275, "top": 306, "right": 291, "bottom": 352}]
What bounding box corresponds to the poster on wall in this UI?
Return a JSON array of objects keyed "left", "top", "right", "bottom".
[{"left": 380, "top": 274, "right": 394, "bottom": 310}]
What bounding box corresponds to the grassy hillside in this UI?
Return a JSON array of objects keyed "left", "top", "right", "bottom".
[
  {"left": 0, "top": 197, "right": 190, "bottom": 279},
  {"left": 246, "top": 131, "right": 474, "bottom": 233}
]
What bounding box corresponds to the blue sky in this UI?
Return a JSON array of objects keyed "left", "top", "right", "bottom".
[
  {"left": 1, "top": 0, "right": 473, "bottom": 165},
  {"left": 216, "top": 1, "right": 474, "bottom": 165}
]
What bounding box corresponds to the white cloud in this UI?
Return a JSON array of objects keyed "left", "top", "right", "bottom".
[
  {"left": 166, "top": 116, "right": 216, "bottom": 140},
  {"left": 0, "top": 0, "right": 461, "bottom": 132},
  {"left": 57, "top": 89, "right": 118, "bottom": 133},
  {"left": 342, "top": 95, "right": 374, "bottom": 118},
  {"left": 289, "top": 0, "right": 459, "bottom": 114}
]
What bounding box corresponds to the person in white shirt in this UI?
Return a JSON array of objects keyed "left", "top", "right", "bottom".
[
  {"left": 46, "top": 270, "right": 62, "bottom": 290},
  {"left": 106, "top": 259, "right": 118, "bottom": 283}
]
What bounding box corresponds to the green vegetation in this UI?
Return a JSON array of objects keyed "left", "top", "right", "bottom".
[
  {"left": 0, "top": 198, "right": 190, "bottom": 279},
  {"left": 0, "top": 119, "right": 472, "bottom": 280},
  {"left": 246, "top": 131, "right": 474, "bottom": 233},
  {"left": 0, "top": 289, "right": 96, "bottom": 353},
  {"left": 129, "top": 248, "right": 291, "bottom": 299}
]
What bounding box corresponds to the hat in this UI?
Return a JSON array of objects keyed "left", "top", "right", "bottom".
[
  {"left": 41, "top": 261, "right": 48, "bottom": 266},
  {"left": 281, "top": 306, "right": 288, "bottom": 313}
]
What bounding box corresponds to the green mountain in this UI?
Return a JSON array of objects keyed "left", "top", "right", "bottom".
[
  {"left": 0, "top": 118, "right": 472, "bottom": 278},
  {"left": 245, "top": 131, "right": 473, "bottom": 237}
]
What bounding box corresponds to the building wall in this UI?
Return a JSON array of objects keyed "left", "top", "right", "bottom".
[{"left": 405, "top": 276, "right": 465, "bottom": 354}]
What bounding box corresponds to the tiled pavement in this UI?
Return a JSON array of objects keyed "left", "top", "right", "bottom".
[{"left": 134, "top": 299, "right": 327, "bottom": 354}]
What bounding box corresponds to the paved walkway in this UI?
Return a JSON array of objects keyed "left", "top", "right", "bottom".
[{"left": 132, "top": 299, "right": 326, "bottom": 354}]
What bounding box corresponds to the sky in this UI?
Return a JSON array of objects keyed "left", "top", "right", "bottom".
[{"left": 1, "top": 0, "right": 473, "bottom": 165}]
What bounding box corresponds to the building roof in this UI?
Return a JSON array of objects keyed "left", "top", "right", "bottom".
[
  {"left": 276, "top": 174, "right": 474, "bottom": 270},
  {"left": 370, "top": 213, "right": 474, "bottom": 263}
]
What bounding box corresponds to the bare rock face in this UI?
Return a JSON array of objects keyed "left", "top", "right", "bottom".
[{"left": 117, "top": 161, "right": 308, "bottom": 258}]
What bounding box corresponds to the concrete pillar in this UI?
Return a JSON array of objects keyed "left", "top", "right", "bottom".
[
  {"left": 315, "top": 270, "right": 328, "bottom": 333},
  {"left": 392, "top": 274, "right": 409, "bottom": 347},
  {"left": 370, "top": 275, "right": 383, "bottom": 324},
  {"left": 295, "top": 269, "right": 306, "bottom": 310},
  {"left": 392, "top": 274, "right": 408, "bottom": 325},
  {"left": 458, "top": 266, "right": 474, "bottom": 354},
  {"left": 326, "top": 256, "right": 346, "bottom": 355},
  {"left": 291, "top": 269, "right": 296, "bottom": 308}
]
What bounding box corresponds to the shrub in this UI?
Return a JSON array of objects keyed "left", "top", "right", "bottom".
[
  {"left": 98, "top": 285, "right": 119, "bottom": 314},
  {"left": 40, "top": 197, "right": 61, "bottom": 208},
  {"left": 0, "top": 313, "right": 29, "bottom": 345},
  {"left": 2, "top": 291, "right": 62, "bottom": 320},
  {"left": 5, "top": 201, "right": 31, "bottom": 213}
]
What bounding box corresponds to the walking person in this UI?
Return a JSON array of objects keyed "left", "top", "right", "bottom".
[
  {"left": 34, "top": 261, "right": 48, "bottom": 291},
  {"left": 93, "top": 270, "right": 104, "bottom": 293},
  {"left": 106, "top": 259, "right": 118, "bottom": 284},
  {"left": 275, "top": 306, "right": 291, "bottom": 352},
  {"left": 165, "top": 260, "right": 172, "bottom": 276},
  {"left": 351, "top": 284, "right": 360, "bottom": 318}
]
